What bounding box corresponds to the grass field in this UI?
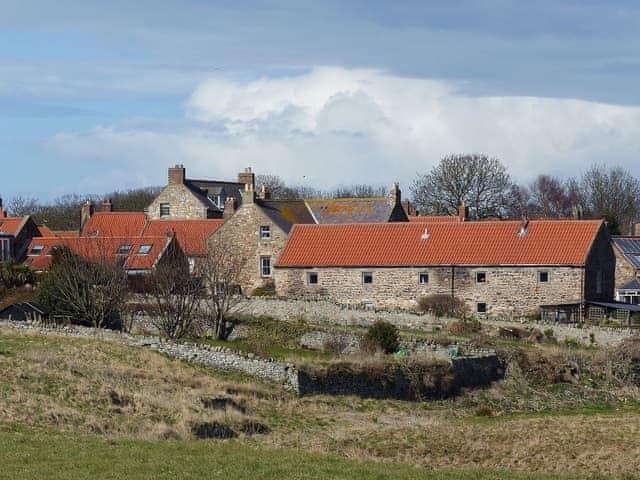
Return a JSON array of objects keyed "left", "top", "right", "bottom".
[{"left": 2, "top": 326, "right": 640, "bottom": 478}]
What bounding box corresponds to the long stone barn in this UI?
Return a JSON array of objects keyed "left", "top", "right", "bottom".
[{"left": 273, "top": 219, "right": 615, "bottom": 318}]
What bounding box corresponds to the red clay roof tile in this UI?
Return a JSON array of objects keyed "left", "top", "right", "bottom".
[
  {"left": 276, "top": 220, "right": 605, "bottom": 267},
  {"left": 143, "top": 219, "right": 224, "bottom": 256},
  {"left": 81, "top": 212, "right": 147, "bottom": 237}
]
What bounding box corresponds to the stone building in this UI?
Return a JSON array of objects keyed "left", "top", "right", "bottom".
[
  {"left": 209, "top": 173, "right": 410, "bottom": 294},
  {"left": 274, "top": 219, "right": 615, "bottom": 318},
  {"left": 146, "top": 165, "right": 250, "bottom": 220},
  {"left": 611, "top": 237, "right": 640, "bottom": 304}
]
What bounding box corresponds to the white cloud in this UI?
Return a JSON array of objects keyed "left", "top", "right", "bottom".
[{"left": 47, "top": 67, "right": 640, "bottom": 193}]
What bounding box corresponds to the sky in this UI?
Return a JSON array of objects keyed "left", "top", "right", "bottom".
[{"left": 2, "top": 0, "right": 640, "bottom": 202}]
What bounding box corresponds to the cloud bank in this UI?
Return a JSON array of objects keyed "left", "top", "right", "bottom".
[{"left": 47, "top": 67, "right": 640, "bottom": 193}]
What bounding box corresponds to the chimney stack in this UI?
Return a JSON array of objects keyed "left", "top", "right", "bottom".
[
  {"left": 572, "top": 205, "right": 584, "bottom": 220},
  {"left": 238, "top": 167, "right": 255, "bottom": 192},
  {"left": 0, "top": 198, "right": 5, "bottom": 218},
  {"left": 101, "top": 198, "right": 113, "bottom": 212},
  {"left": 223, "top": 197, "right": 237, "bottom": 219},
  {"left": 458, "top": 201, "right": 469, "bottom": 222},
  {"left": 388, "top": 182, "right": 401, "bottom": 207},
  {"left": 168, "top": 164, "right": 186, "bottom": 185},
  {"left": 80, "top": 200, "right": 94, "bottom": 233},
  {"left": 259, "top": 184, "right": 271, "bottom": 200}
]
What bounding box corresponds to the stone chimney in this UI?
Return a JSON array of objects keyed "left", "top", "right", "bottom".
[
  {"left": 634, "top": 223, "right": 640, "bottom": 236},
  {"left": 168, "top": 164, "right": 186, "bottom": 185},
  {"left": 0, "top": 198, "right": 6, "bottom": 218},
  {"left": 259, "top": 184, "right": 271, "bottom": 200},
  {"left": 241, "top": 182, "right": 255, "bottom": 204},
  {"left": 458, "top": 201, "right": 469, "bottom": 222},
  {"left": 238, "top": 167, "right": 255, "bottom": 192},
  {"left": 223, "top": 197, "right": 237, "bottom": 219},
  {"left": 80, "top": 200, "right": 94, "bottom": 233},
  {"left": 572, "top": 205, "right": 584, "bottom": 220},
  {"left": 388, "top": 182, "right": 401, "bottom": 207},
  {"left": 101, "top": 198, "right": 113, "bottom": 212}
]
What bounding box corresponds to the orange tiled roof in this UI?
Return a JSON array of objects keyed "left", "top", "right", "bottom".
[
  {"left": 143, "top": 219, "right": 224, "bottom": 256},
  {"left": 37, "top": 224, "right": 55, "bottom": 237},
  {"left": 0, "top": 217, "right": 26, "bottom": 236},
  {"left": 276, "top": 220, "right": 605, "bottom": 267},
  {"left": 81, "top": 212, "right": 147, "bottom": 237},
  {"left": 24, "top": 235, "right": 172, "bottom": 272},
  {"left": 408, "top": 215, "right": 461, "bottom": 223},
  {"left": 53, "top": 230, "right": 80, "bottom": 238}
]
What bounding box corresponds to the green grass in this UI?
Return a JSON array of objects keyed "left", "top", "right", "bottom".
[{"left": 0, "top": 424, "right": 606, "bottom": 480}]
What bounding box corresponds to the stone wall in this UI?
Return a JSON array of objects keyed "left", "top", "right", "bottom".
[
  {"left": 147, "top": 184, "right": 208, "bottom": 220},
  {"left": 210, "top": 200, "right": 289, "bottom": 293},
  {"left": 614, "top": 245, "right": 637, "bottom": 288},
  {"left": 275, "top": 265, "right": 585, "bottom": 318}
]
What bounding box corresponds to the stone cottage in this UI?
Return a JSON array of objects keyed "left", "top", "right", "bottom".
[
  {"left": 146, "top": 165, "right": 252, "bottom": 220},
  {"left": 274, "top": 219, "right": 615, "bottom": 317},
  {"left": 208, "top": 172, "right": 410, "bottom": 294},
  {"left": 611, "top": 236, "right": 640, "bottom": 304}
]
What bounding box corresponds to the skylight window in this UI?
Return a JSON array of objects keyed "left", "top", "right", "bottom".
[
  {"left": 137, "top": 244, "right": 153, "bottom": 255},
  {"left": 29, "top": 245, "right": 44, "bottom": 256},
  {"left": 117, "top": 244, "right": 132, "bottom": 255}
]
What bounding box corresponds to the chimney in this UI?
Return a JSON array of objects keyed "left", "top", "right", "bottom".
[
  {"left": 168, "top": 164, "right": 186, "bottom": 185},
  {"left": 241, "top": 182, "right": 255, "bottom": 204},
  {"left": 101, "top": 198, "right": 113, "bottom": 212},
  {"left": 458, "top": 201, "right": 469, "bottom": 222},
  {"left": 572, "top": 205, "right": 584, "bottom": 220},
  {"left": 238, "top": 167, "right": 255, "bottom": 192},
  {"left": 80, "top": 200, "right": 94, "bottom": 233},
  {"left": 388, "top": 182, "right": 401, "bottom": 207},
  {"left": 259, "top": 184, "right": 271, "bottom": 200},
  {"left": 0, "top": 198, "right": 5, "bottom": 218},
  {"left": 634, "top": 223, "right": 640, "bottom": 236},
  {"left": 223, "top": 197, "right": 237, "bottom": 219},
  {"left": 517, "top": 216, "right": 530, "bottom": 237}
]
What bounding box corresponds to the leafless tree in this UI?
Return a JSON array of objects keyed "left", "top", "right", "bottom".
[
  {"left": 195, "top": 236, "right": 245, "bottom": 340},
  {"left": 140, "top": 247, "right": 203, "bottom": 340},
  {"left": 410, "top": 153, "right": 514, "bottom": 219},
  {"left": 329, "top": 184, "right": 387, "bottom": 198},
  {"left": 37, "top": 246, "right": 128, "bottom": 329},
  {"left": 581, "top": 164, "right": 640, "bottom": 234}
]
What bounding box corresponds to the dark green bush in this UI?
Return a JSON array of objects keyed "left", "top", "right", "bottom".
[
  {"left": 365, "top": 319, "right": 399, "bottom": 354},
  {"left": 0, "top": 261, "right": 35, "bottom": 288}
]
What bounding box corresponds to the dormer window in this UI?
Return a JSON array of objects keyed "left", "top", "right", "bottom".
[
  {"left": 260, "top": 225, "right": 271, "bottom": 240},
  {"left": 29, "top": 245, "right": 44, "bottom": 256},
  {"left": 117, "top": 244, "right": 132, "bottom": 255},
  {"left": 137, "top": 244, "right": 153, "bottom": 255},
  {"left": 160, "top": 203, "right": 170, "bottom": 217}
]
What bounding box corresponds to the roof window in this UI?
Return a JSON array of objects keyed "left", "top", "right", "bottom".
[
  {"left": 29, "top": 245, "right": 44, "bottom": 256},
  {"left": 117, "top": 244, "right": 132, "bottom": 255},
  {"left": 137, "top": 244, "right": 153, "bottom": 255}
]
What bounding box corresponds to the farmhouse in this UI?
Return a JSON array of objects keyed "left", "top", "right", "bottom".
[
  {"left": 274, "top": 219, "right": 614, "bottom": 317},
  {"left": 0, "top": 199, "right": 42, "bottom": 263},
  {"left": 611, "top": 236, "right": 640, "bottom": 304}
]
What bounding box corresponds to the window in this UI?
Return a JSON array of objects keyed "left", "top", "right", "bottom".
[
  {"left": 476, "top": 302, "right": 487, "bottom": 314},
  {"left": 0, "top": 238, "right": 10, "bottom": 262},
  {"left": 362, "top": 271, "right": 373, "bottom": 284},
  {"left": 538, "top": 271, "right": 549, "bottom": 283},
  {"left": 419, "top": 272, "right": 429, "bottom": 284},
  {"left": 260, "top": 256, "right": 271, "bottom": 277},
  {"left": 307, "top": 272, "right": 318, "bottom": 285},
  {"left": 476, "top": 272, "right": 486, "bottom": 283},
  {"left": 159, "top": 202, "right": 170, "bottom": 217},
  {"left": 137, "top": 244, "right": 153, "bottom": 255},
  {"left": 260, "top": 225, "right": 271, "bottom": 240},
  {"left": 117, "top": 244, "right": 132, "bottom": 255},
  {"left": 29, "top": 245, "right": 44, "bottom": 256}
]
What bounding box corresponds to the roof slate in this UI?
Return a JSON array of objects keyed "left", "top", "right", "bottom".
[
  {"left": 276, "top": 220, "right": 605, "bottom": 267},
  {"left": 612, "top": 237, "right": 640, "bottom": 269},
  {"left": 304, "top": 198, "right": 397, "bottom": 224},
  {"left": 257, "top": 200, "right": 315, "bottom": 233}
]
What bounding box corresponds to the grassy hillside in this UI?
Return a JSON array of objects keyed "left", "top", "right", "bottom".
[{"left": 1, "top": 327, "right": 640, "bottom": 478}]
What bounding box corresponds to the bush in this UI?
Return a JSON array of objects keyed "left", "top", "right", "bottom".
[
  {"left": 417, "top": 294, "right": 467, "bottom": 318},
  {"left": 365, "top": 319, "right": 399, "bottom": 354},
  {"left": 446, "top": 319, "right": 481, "bottom": 335},
  {"left": 0, "top": 261, "right": 35, "bottom": 289}
]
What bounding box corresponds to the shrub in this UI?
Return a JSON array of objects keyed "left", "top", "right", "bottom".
[
  {"left": 446, "top": 319, "right": 481, "bottom": 335},
  {"left": 365, "top": 319, "right": 399, "bottom": 354},
  {"left": 0, "top": 261, "right": 35, "bottom": 289},
  {"left": 417, "top": 294, "right": 467, "bottom": 318}
]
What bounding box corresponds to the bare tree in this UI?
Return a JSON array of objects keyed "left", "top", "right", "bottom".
[
  {"left": 581, "top": 164, "right": 640, "bottom": 234},
  {"left": 329, "top": 184, "right": 387, "bottom": 198},
  {"left": 195, "top": 236, "right": 245, "bottom": 339},
  {"left": 141, "top": 248, "right": 202, "bottom": 339},
  {"left": 410, "top": 154, "right": 514, "bottom": 219},
  {"left": 37, "top": 246, "right": 128, "bottom": 328},
  {"left": 7, "top": 196, "right": 39, "bottom": 217}
]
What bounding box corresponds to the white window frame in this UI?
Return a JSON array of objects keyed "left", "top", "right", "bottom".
[
  {"left": 362, "top": 271, "right": 373, "bottom": 284},
  {"left": 137, "top": 244, "right": 153, "bottom": 255},
  {"left": 117, "top": 244, "right": 132, "bottom": 255},
  {"left": 260, "top": 225, "right": 271, "bottom": 240},
  {"left": 260, "top": 256, "right": 272, "bottom": 277},
  {"left": 29, "top": 245, "right": 45, "bottom": 256},
  {"left": 418, "top": 272, "right": 429, "bottom": 284}
]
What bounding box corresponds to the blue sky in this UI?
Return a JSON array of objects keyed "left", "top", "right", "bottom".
[{"left": 2, "top": 0, "right": 640, "bottom": 201}]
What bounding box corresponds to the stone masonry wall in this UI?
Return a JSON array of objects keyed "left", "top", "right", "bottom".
[
  {"left": 210, "top": 201, "right": 289, "bottom": 294},
  {"left": 274, "top": 265, "right": 584, "bottom": 318},
  {"left": 147, "top": 184, "right": 208, "bottom": 220},
  {"left": 614, "top": 245, "right": 637, "bottom": 288}
]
